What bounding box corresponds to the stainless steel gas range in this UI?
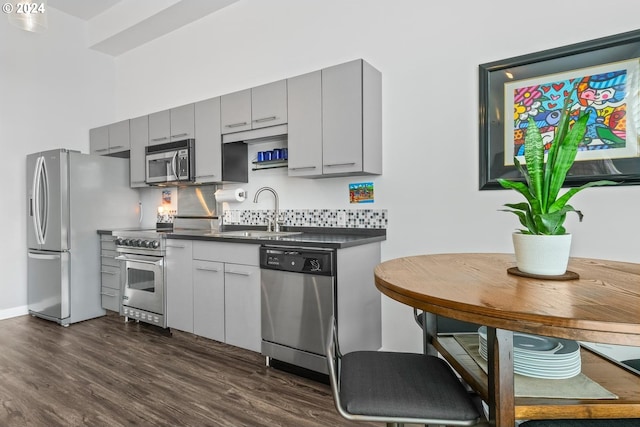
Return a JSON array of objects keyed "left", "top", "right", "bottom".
[{"left": 114, "top": 230, "right": 168, "bottom": 328}]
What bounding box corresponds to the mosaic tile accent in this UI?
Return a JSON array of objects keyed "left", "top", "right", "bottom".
[{"left": 223, "top": 209, "right": 387, "bottom": 229}]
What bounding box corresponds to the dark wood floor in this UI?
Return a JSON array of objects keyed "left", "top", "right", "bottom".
[{"left": 0, "top": 313, "right": 380, "bottom": 427}]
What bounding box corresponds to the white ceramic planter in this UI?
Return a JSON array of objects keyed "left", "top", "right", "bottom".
[{"left": 512, "top": 232, "right": 572, "bottom": 276}]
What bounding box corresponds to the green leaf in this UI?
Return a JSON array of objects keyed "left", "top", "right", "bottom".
[
  {"left": 546, "top": 114, "right": 589, "bottom": 205},
  {"left": 548, "top": 180, "right": 618, "bottom": 213},
  {"left": 523, "top": 117, "right": 544, "bottom": 206},
  {"left": 497, "top": 179, "right": 542, "bottom": 215}
]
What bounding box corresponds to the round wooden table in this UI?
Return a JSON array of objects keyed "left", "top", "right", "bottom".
[{"left": 374, "top": 253, "right": 640, "bottom": 426}]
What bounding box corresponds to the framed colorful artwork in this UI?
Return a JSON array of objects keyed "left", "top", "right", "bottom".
[{"left": 479, "top": 29, "right": 640, "bottom": 190}]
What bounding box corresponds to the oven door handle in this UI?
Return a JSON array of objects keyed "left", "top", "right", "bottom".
[{"left": 115, "top": 255, "right": 164, "bottom": 266}]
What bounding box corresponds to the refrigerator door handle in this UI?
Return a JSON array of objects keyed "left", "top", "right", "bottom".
[
  {"left": 32, "top": 156, "right": 45, "bottom": 245},
  {"left": 28, "top": 252, "right": 62, "bottom": 261}
]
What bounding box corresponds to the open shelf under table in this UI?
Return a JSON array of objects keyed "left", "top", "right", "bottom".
[{"left": 435, "top": 335, "right": 640, "bottom": 420}]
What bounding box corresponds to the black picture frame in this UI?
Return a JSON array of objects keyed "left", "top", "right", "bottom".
[{"left": 479, "top": 29, "right": 640, "bottom": 190}]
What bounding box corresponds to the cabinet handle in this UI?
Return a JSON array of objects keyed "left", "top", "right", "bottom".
[
  {"left": 225, "top": 122, "right": 248, "bottom": 128},
  {"left": 171, "top": 133, "right": 188, "bottom": 139},
  {"left": 196, "top": 267, "right": 221, "bottom": 272},
  {"left": 100, "top": 270, "right": 117, "bottom": 275},
  {"left": 166, "top": 244, "right": 186, "bottom": 249},
  {"left": 151, "top": 136, "right": 169, "bottom": 142},
  {"left": 197, "top": 174, "right": 217, "bottom": 178},
  {"left": 253, "top": 116, "right": 277, "bottom": 123},
  {"left": 110, "top": 145, "right": 124, "bottom": 149},
  {"left": 288, "top": 166, "right": 317, "bottom": 171},
  {"left": 225, "top": 270, "right": 251, "bottom": 277},
  {"left": 95, "top": 148, "right": 108, "bottom": 153},
  {"left": 100, "top": 291, "right": 117, "bottom": 297},
  {"left": 324, "top": 162, "right": 356, "bottom": 167}
]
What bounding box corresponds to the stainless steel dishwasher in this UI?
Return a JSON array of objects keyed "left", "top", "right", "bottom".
[{"left": 260, "top": 245, "right": 336, "bottom": 375}]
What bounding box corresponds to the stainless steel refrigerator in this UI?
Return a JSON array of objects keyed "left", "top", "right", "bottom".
[{"left": 27, "top": 149, "right": 140, "bottom": 325}]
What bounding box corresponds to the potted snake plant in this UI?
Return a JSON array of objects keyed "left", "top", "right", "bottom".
[{"left": 497, "top": 82, "right": 617, "bottom": 275}]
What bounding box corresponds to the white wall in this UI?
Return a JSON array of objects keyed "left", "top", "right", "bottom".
[
  {"left": 0, "top": 9, "right": 116, "bottom": 317},
  {"left": 114, "top": 0, "right": 640, "bottom": 352},
  {"left": 3, "top": 1, "right": 639, "bottom": 351}
]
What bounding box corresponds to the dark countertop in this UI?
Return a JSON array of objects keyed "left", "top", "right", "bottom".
[{"left": 98, "top": 227, "right": 386, "bottom": 249}]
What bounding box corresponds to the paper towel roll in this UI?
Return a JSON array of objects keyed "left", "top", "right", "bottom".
[{"left": 215, "top": 188, "right": 246, "bottom": 203}]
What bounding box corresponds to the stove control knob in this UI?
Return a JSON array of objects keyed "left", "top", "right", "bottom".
[
  {"left": 136, "top": 239, "right": 143, "bottom": 247},
  {"left": 115, "top": 238, "right": 124, "bottom": 246},
  {"left": 122, "top": 239, "right": 130, "bottom": 246},
  {"left": 141, "top": 240, "right": 150, "bottom": 248},
  {"left": 150, "top": 240, "right": 160, "bottom": 249}
]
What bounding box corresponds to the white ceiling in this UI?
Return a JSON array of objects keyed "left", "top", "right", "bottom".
[
  {"left": 48, "top": 0, "right": 122, "bottom": 20},
  {"left": 46, "top": 0, "right": 239, "bottom": 56}
]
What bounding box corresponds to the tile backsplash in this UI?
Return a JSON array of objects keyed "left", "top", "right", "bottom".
[{"left": 223, "top": 209, "right": 387, "bottom": 229}]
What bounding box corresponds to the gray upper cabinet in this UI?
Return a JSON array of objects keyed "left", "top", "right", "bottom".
[
  {"left": 129, "top": 115, "right": 148, "bottom": 188},
  {"left": 148, "top": 104, "right": 195, "bottom": 145},
  {"left": 170, "top": 104, "right": 195, "bottom": 142},
  {"left": 194, "top": 97, "right": 222, "bottom": 183},
  {"left": 148, "top": 109, "right": 170, "bottom": 146},
  {"left": 251, "top": 80, "right": 287, "bottom": 129},
  {"left": 221, "top": 89, "right": 252, "bottom": 134},
  {"left": 287, "top": 59, "right": 382, "bottom": 178},
  {"left": 221, "top": 80, "right": 287, "bottom": 135},
  {"left": 287, "top": 71, "right": 323, "bottom": 177},
  {"left": 90, "top": 120, "right": 131, "bottom": 156}
]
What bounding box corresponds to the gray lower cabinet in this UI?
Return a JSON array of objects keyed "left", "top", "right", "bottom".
[
  {"left": 90, "top": 120, "right": 131, "bottom": 156},
  {"left": 287, "top": 59, "right": 382, "bottom": 177},
  {"left": 193, "top": 260, "right": 225, "bottom": 341},
  {"left": 223, "top": 263, "right": 261, "bottom": 352},
  {"left": 192, "top": 241, "right": 261, "bottom": 352},
  {"left": 165, "top": 240, "right": 261, "bottom": 352},
  {"left": 100, "top": 235, "right": 122, "bottom": 312},
  {"left": 166, "top": 240, "right": 194, "bottom": 333},
  {"left": 129, "top": 115, "right": 148, "bottom": 187}
]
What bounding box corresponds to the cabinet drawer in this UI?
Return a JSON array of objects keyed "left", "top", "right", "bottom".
[
  {"left": 101, "top": 286, "right": 121, "bottom": 312},
  {"left": 101, "top": 265, "right": 121, "bottom": 289},
  {"left": 101, "top": 251, "right": 120, "bottom": 268},
  {"left": 101, "top": 239, "right": 116, "bottom": 251},
  {"left": 192, "top": 241, "right": 259, "bottom": 265}
]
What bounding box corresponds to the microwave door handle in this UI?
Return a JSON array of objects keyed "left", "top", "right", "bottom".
[{"left": 171, "top": 152, "right": 178, "bottom": 180}]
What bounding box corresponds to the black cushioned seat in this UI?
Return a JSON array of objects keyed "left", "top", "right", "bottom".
[
  {"left": 520, "top": 419, "right": 640, "bottom": 427},
  {"left": 326, "top": 316, "right": 483, "bottom": 426}
]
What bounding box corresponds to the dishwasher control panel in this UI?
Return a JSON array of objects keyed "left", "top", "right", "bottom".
[{"left": 260, "top": 246, "right": 335, "bottom": 276}]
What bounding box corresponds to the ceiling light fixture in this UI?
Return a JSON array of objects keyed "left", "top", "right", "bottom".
[{"left": 7, "top": 0, "right": 48, "bottom": 33}]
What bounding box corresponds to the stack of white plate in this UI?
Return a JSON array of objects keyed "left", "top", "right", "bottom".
[{"left": 477, "top": 326, "right": 581, "bottom": 379}]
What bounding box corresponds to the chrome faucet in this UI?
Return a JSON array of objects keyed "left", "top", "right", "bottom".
[{"left": 253, "top": 187, "right": 280, "bottom": 232}]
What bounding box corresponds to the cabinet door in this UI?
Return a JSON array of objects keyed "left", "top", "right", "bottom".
[
  {"left": 148, "top": 109, "right": 171, "bottom": 146},
  {"left": 129, "top": 115, "right": 148, "bottom": 187},
  {"left": 193, "top": 260, "right": 225, "bottom": 342},
  {"left": 166, "top": 240, "right": 193, "bottom": 333},
  {"left": 287, "top": 71, "right": 323, "bottom": 177},
  {"left": 170, "top": 104, "right": 195, "bottom": 142},
  {"left": 322, "top": 60, "right": 363, "bottom": 175},
  {"left": 221, "top": 89, "right": 251, "bottom": 134},
  {"left": 89, "top": 125, "right": 109, "bottom": 155},
  {"left": 251, "top": 80, "right": 287, "bottom": 129},
  {"left": 224, "top": 263, "right": 261, "bottom": 352},
  {"left": 194, "top": 98, "right": 222, "bottom": 183},
  {"left": 108, "top": 120, "right": 130, "bottom": 153}
]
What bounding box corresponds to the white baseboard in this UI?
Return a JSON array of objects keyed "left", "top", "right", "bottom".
[{"left": 0, "top": 305, "right": 29, "bottom": 320}]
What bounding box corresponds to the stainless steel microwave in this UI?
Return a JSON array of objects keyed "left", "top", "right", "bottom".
[{"left": 145, "top": 139, "right": 195, "bottom": 184}]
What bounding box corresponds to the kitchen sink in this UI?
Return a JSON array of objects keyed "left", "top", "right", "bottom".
[{"left": 218, "top": 230, "right": 303, "bottom": 239}]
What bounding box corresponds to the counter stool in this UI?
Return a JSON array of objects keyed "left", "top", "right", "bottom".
[
  {"left": 326, "top": 315, "right": 485, "bottom": 427},
  {"left": 519, "top": 419, "right": 640, "bottom": 427}
]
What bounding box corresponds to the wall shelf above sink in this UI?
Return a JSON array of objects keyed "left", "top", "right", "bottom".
[{"left": 251, "top": 159, "right": 288, "bottom": 171}]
